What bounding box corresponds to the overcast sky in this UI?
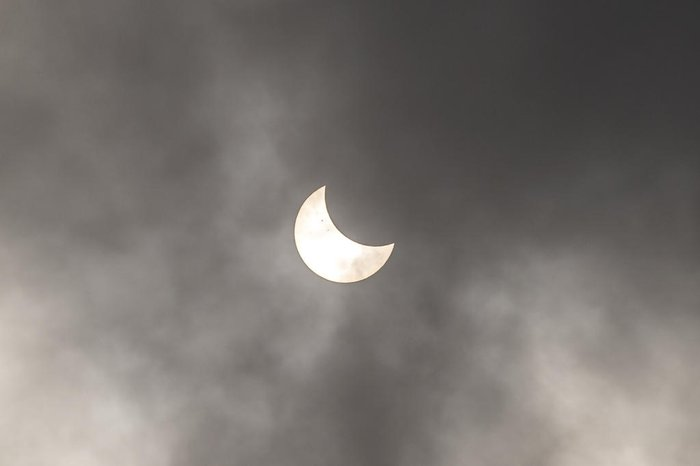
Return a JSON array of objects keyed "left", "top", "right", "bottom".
[{"left": 1, "top": 1, "right": 699, "bottom": 465}]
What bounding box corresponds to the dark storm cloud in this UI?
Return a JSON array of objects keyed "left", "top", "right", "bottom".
[{"left": 1, "top": 0, "right": 699, "bottom": 465}]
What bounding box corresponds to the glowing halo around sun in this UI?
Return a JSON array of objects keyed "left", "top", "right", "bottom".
[{"left": 294, "top": 186, "right": 394, "bottom": 283}]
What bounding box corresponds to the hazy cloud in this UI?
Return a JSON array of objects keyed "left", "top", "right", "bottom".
[{"left": 1, "top": 1, "right": 698, "bottom": 465}]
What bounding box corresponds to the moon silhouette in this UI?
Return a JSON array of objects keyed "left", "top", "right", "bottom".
[{"left": 294, "top": 186, "right": 394, "bottom": 283}]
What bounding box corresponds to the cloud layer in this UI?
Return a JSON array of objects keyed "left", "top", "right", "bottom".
[{"left": 1, "top": 1, "right": 698, "bottom": 464}]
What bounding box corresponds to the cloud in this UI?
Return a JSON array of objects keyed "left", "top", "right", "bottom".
[{"left": 1, "top": 0, "right": 698, "bottom": 465}]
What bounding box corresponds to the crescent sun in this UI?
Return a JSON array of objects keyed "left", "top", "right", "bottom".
[{"left": 294, "top": 186, "right": 395, "bottom": 283}]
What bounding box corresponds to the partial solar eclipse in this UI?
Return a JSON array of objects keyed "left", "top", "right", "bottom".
[{"left": 294, "top": 186, "right": 394, "bottom": 283}]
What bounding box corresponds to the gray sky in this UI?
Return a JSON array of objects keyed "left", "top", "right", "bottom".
[{"left": 1, "top": 1, "right": 699, "bottom": 465}]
